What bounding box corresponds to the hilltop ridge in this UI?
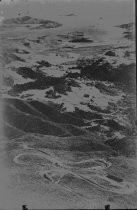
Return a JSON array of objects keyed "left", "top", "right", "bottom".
[{"left": 3, "top": 15, "right": 62, "bottom": 29}]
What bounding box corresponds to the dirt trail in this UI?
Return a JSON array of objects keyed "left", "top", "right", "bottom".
[{"left": 13, "top": 144, "right": 137, "bottom": 196}]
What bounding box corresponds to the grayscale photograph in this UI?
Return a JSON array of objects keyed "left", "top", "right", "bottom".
[{"left": 0, "top": 0, "right": 136, "bottom": 209}]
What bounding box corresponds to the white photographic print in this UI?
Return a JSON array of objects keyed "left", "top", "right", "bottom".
[{"left": 0, "top": 0, "right": 136, "bottom": 209}]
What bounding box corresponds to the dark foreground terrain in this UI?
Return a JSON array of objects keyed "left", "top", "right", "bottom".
[{"left": 0, "top": 15, "right": 136, "bottom": 209}]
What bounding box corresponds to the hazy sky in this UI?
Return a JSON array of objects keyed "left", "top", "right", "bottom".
[{"left": 0, "top": 0, "right": 135, "bottom": 26}]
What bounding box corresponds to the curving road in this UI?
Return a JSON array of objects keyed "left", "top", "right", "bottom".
[{"left": 13, "top": 144, "right": 136, "bottom": 195}]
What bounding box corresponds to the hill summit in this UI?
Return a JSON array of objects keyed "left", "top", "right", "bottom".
[{"left": 3, "top": 16, "right": 62, "bottom": 28}]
